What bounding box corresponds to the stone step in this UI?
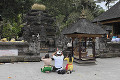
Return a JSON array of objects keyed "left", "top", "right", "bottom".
[
  {"left": 73, "top": 58, "right": 96, "bottom": 64},
  {"left": 40, "top": 51, "right": 48, "bottom": 53},
  {"left": 40, "top": 48, "right": 49, "bottom": 49},
  {"left": 40, "top": 47, "right": 55, "bottom": 52}
]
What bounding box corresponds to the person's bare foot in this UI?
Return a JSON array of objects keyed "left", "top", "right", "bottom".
[{"left": 45, "top": 71, "right": 50, "bottom": 73}]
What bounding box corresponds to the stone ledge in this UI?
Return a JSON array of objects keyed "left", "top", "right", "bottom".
[
  {"left": 73, "top": 59, "right": 96, "bottom": 64},
  {"left": 0, "top": 42, "right": 29, "bottom": 46},
  {"left": 99, "top": 53, "right": 120, "bottom": 58},
  {"left": 0, "top": 56, "right": 41, "bottom": 63},
  {"left": 24, "top": 56, "right": 41, "bottom": 62}
]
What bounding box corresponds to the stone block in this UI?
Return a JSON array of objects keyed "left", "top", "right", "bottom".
[
  {"left": 24, "top": 56, "right": 40, "bottom": 62},
  {"left": 17, "top": 56, "right": 25, "bottom": 62},
  {"left": 0, "top": 57, "right": 11, "bottom": 63},
  {"left": 11, "top": 56, "right": 18, "bottom": 62}
]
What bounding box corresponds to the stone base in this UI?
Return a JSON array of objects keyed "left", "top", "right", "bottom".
[
  {"left": 73, "top": 58, "right": 96, "bottom": 64},
  {"left": 0, "top": 56, "right": 41, "bottom": 63},
  {"left": 99, "top": 53, "right": 120, "bottom": 58}
]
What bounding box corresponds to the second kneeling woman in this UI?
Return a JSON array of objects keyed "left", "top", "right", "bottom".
[{"left": 64, "top": 53, "right": 74, "bottom": 74}]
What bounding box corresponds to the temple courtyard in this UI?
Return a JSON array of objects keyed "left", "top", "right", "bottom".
[{"left": 0, "top": 57, "right": 120, "bottom": 80}]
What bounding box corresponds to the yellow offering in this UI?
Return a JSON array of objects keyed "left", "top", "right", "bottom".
[
  {"left": 10, "top": 38, "right": 15, "bottom": 42},
  {"left": 1, "top": 38, "right": 8, "bottom": 42}
]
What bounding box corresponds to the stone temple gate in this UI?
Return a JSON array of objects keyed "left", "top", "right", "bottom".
[{"left": 22, "top": 9, "right": 57, "bottom": 55}]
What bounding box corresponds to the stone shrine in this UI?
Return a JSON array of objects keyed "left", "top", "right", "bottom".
[{"left": 23, "top": 9, "right": 56, "bottom": 55}]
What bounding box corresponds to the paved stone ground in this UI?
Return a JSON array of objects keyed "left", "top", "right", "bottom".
[{"left": 0, "top": 57, "right": 120, "bottom": 80}]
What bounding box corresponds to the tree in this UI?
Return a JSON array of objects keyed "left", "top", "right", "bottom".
[
  {"left": 0, "top": 0, "right": 35, "bottom": 21},
  {"left": 1, "top": 14, "right": 23, "bottom": 39},
  {"left": 0, "top": 0, "right": 34, "bottom": 38},
  {"left": 0, "top": 0, "right": 35, "bottom": 39},
  {"left": 96, "top": 0, "right": 118, "bottom": 9},
  {"left": 36, "top": 0, "right": 105, "bottom": 31}
]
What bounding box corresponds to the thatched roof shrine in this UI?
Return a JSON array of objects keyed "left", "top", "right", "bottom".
[
  {"left": 63, "top": 18, "right": 106, "bottom": 38},
  {"left": 62, "top": 16, "right": 106, "bottom": 62}
]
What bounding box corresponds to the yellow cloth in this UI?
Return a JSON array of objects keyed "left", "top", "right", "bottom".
[
  {"left": 64, "top": 57, "right": 74, "bottom": 64},
  {"left": 64, "top": 57, "right": 74, "bottom": 71}
]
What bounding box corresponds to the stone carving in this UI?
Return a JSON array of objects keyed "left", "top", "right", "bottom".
[{"left": 23, "top": 10, "right": 56, "bottom": 54}]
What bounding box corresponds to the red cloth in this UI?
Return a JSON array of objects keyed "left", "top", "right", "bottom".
[{"left": 65, "top": 64, "right": 72, "bottom": 70}]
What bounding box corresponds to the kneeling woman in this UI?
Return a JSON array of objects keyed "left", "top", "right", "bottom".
[
  {"left": 41, "top": 54, "right": 52, "bottom": 73},
  {"left": 64, "top": 53, "right": 74, "bottom": 74}
]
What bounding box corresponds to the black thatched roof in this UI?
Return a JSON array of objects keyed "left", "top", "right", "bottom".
[
  {"left": 93, "top": 1, "right": 120, "bottom": 22},
  {"left": 63, "top": 18, "right": 106, "bottom": 35},
  {"left": 103, "top": 25, "right": 112, "bottom": 31}
]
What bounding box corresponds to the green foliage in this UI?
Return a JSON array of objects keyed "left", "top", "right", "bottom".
[
  {"left": 0, "top": 0, "right": 35, "bottom": 21},
  {"left": 2, "top": 14, "right": 23, "bottom": 39},
  {"left": 36, "top": 0, "right": 105, "bottom": 32},
  {"left": 2, "top": 21, "right": 23, "bottom": 39},
  {"left": 0, "top": 0, "right": 35, "bottom": 39},
  {"left": 0, "top": 0, "right": 107, "bottom": 38}
]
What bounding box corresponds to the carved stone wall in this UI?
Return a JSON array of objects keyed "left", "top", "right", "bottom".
[{"left": 23, "top": 10, "right": 56, "bottom": 54}]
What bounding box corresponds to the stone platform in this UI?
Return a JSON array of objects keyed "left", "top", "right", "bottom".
[
  {"left": 0, "top": 56, "right": 41, "bottom": 63},
  {"left": 0, "top": 42, "right": 29, "bottom": 56},
  {"left": 0, "top": 42, "right": 41, "bottom": 62},
  {"left": 107, "top": 42, "right": 120, "bottom": 53}
]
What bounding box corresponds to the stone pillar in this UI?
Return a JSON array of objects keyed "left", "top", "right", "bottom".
[
  {"left": 95, "top": 37, "right": 99, "bottom": 50},
  {"left": 79, "top": 38, "right": 82, "bottom": 60},
  {"left": 92, "top": 37, "right": 96, "bottom": 59},
  {"left": 37, "top": 33, "right": 40, "bottom": 55},
  {"left": 72, "top": 40, "right": 74, "bottom": 57},
  {"left": 84, "top": 37, "right": 87, "bottom": 51}
]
